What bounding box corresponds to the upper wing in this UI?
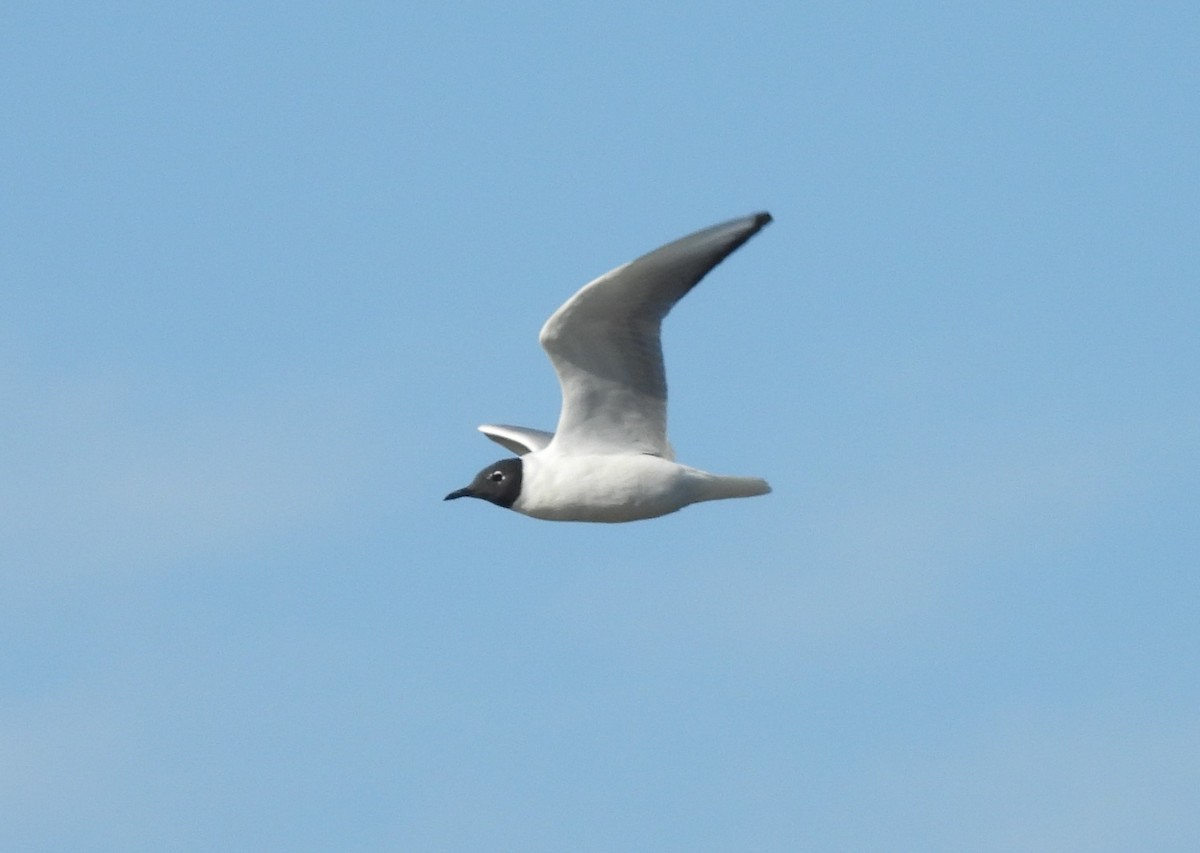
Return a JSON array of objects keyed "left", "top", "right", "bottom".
[
  {"left": 478, "top": 423, "right": 554, "bottom": 456},
  {"left": 539, "top": 212, "right": 772, "bottom": 456}
]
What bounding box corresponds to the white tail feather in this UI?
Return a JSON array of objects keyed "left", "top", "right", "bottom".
[{"left": 691, "top": 473, "right": 772, "bottom": 503}]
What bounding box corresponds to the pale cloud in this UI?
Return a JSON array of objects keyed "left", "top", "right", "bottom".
[
  {"left": 0, "top": 683, "right": 138, "bottom": 847},
  {"left": 0, "top": 367, "right": 384, "bottom": 578},
  {"left": 864, "top": 699, "right": 1200, "bottom": 851}
]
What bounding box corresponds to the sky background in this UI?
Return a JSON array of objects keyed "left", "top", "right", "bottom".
[{"left": 2, "top": 2, "right": 1198, "bottom": 850}]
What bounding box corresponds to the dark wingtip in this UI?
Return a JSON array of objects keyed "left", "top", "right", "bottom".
[{"left": 717, "top": 211, "right": 773, "bottom": 263}]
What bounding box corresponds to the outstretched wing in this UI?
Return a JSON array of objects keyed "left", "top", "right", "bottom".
[
  {"left": 539, "top": 212, "right": 771, "bottom": 457},
  {"left": 478, "top": 423, "right": 554, "bottom": 456}
]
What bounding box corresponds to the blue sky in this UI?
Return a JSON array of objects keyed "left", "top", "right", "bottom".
[{"left": 3, "top": 2, "right": 1198, "bottom": 850}]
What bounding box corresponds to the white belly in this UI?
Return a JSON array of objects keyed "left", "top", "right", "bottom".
[{"left": 513, "top": 453, "right": 694, "bottom": 522}]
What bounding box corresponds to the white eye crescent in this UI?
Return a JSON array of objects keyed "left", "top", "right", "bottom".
[{"left": 488, "top": 471, "right": 504, "bottom": 482}]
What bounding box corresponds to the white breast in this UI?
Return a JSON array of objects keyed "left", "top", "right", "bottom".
[{"left": 513, "top": 452, "right": 695, "bottom": 522}]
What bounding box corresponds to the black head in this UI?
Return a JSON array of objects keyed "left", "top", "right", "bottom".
[{"left": 444, "top": 457, "right": 523, "bottom": 509}]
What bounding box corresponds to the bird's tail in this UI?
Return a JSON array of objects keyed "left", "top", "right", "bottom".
[{"left": 691, "top": 473, "right": 772, "bottom": 503}]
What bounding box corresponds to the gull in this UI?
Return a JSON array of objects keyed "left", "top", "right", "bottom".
[{"left": 445, "top": 212, "right": 773, "bottom": 522}]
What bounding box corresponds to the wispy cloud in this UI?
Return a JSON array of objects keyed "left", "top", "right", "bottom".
[
  {"left": 0, "top": 367, "right": 384, "bottom": 578},
  {"left": 864, "top": 699, "right": 1200, "bottom": 850}
]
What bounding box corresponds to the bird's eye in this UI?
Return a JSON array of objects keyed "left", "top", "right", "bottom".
[{"left": 488, "top": 471, "right": 504, "bottom": 482}]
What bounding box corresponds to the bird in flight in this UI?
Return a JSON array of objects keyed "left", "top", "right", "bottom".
[{"left": 445, "top": 212, "right": 773, "bottom": 522}]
